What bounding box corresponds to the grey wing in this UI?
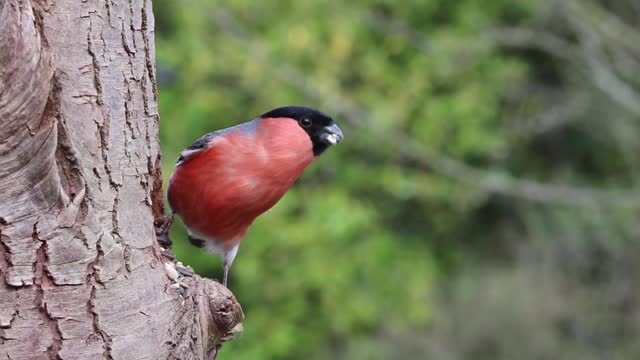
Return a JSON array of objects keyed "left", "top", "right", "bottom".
[
  {"left": 175, "top": 120, "right": 258, "bottom": 166},
  {"left": 176, "top": 131, "right": 221, "bottom": 166}
]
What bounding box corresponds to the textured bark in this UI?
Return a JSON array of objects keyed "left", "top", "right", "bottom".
[{"left": 0, "top": 0, "right": 243, "bottom": 359}]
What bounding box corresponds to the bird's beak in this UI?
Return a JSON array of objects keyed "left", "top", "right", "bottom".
[{"left": 319, "top": 123, "right": 344, "bottom": 145}]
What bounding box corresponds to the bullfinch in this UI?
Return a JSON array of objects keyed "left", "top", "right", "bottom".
[{"left": 164, "top": 106, "right": 343, "bottom": 287}]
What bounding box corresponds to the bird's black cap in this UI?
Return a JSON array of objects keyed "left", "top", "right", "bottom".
[{"left": 261, "top": 106, "right": 343, "bottom": 156}]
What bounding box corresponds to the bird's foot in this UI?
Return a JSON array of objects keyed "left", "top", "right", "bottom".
[
  {"left": 154, "top": 214, "right": 174, "bottom": 247},
  {"left": 154, "top": 213, "right": 174, "bottom": 234}
]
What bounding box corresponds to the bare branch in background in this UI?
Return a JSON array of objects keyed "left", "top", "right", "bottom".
[
  {"left": 561, "top": 1, "right": 640, "bottom": 117},
  {"left": 509, "top": 93, "right": 589, "bottom": 135},
  {"left": 566, "top": 0, "right": 640, "bottom": 56},
  {"left": 481, "top": 27, "right": 577, "bottom": 60}
]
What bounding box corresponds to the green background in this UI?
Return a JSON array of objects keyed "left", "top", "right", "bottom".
[{"left": 154, "top": 0, "right": 640, "bottom": 359}]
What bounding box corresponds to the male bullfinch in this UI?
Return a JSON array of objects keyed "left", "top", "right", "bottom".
[{"left": 164, "top": 106, "right": 343, "bottom": 287}]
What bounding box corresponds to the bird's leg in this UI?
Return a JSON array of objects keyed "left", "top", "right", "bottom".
[
  {"left": 222, "top": 244, "right": 239, "bottom": 288},
  {"left": 154, "top": 213, "right": 174, "bottom": 248},
  {"left": 155, "top": 213, "right": 174, "bottom": 235},
  {"left": 223, "top": 263, "right": 230, "bottom": 287}
]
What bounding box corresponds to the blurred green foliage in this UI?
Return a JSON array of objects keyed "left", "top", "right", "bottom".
[{"left": 155, "top": 0, "right": 640, "bottom": 359}]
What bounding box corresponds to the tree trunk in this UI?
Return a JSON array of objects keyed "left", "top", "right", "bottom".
[{"left": 0, "top": 0, "right": 243, "bottom": 359}]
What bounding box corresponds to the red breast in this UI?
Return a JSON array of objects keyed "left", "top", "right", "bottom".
[{"left": 168, "top": 118, "right": 315, "bottom": 249}]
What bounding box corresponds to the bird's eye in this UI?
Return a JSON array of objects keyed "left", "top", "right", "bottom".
[{"left": 299, "top": 117, "right": 312, "bottom": 128}]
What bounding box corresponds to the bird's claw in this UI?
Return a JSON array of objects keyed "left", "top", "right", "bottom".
[
  {"left": 155, "top": 214, "right": 174, "bottom": 247},
  {"left": 154, "top": 214, "right": 174, "bottom": 235}
]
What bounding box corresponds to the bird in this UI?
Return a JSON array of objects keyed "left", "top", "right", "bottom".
[{"left": 163, "top": 106, "right": 343, "bottom": 287}]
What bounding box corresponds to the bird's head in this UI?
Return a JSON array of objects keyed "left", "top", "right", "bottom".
[{"left": 260, "top": 106, "right": 344, "bottom": 156}]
